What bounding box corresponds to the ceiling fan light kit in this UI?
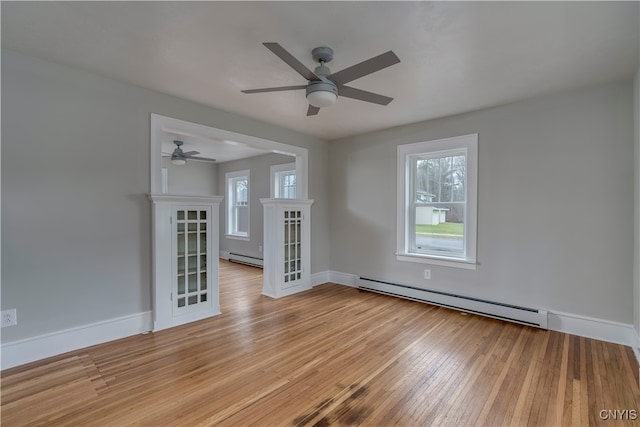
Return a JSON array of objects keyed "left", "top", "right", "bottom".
[
  {"left": 242, "top": 43, "right": 400, "bottom": 116},
  {"left": 306, "top": 80, "right": 338, "bottom": 107}
]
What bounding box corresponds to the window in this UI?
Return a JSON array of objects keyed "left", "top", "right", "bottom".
[
  {"left": 279, "top": 171, "right": 297, "bottom": 199},
  {"left": 270, "top": 162, "right": 297, "bottom": 199},
  {"left": 397, "top": 134, "right": 477, "bottom": 268},
  {"left": 226, "top": 170, "right": 250, "bottom": 239}
]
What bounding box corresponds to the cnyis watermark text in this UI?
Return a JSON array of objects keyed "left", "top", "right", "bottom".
[{"left": 599, "top": 409, "right": 638, "bottom": 421}]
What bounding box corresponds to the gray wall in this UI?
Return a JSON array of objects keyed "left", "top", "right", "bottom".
[
  {"left": 1, "top": 49, "right": 329, "bottom": 343},
  {"left": 216, "top": 153, "right": 295, "bottom": 259},
  {"left": 634, "top": 67, "right": 640, "bottom": 341},
  {"left": 161, "top": 157, "right": 217, "bottom": 195},
  {"left": 329, "top": 80, "right": 634, "bottom": 324}
]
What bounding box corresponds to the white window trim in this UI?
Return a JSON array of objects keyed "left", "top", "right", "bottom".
[
  {"left": 226, "top": 169, "right": 250, "bottom": 240},
  {"left": 396, "top": 133, "right": 478, "bottom": 269},
  {"left": 270, "top": 162, "right": 297, "bottom": 198}
]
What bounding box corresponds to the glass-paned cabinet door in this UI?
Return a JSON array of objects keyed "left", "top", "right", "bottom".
[
  {"left": 283, "top": 209, "right": 303, "bottom": 288},
  {"left": 173, "top": 207, "right": 211, "bottom": 315}
]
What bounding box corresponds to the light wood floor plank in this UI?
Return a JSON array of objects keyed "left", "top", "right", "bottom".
[{"left": 2, "top": 260, "right": 639, "bottom": 426}]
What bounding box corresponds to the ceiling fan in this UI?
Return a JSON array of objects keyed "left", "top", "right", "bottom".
[
  {"left": 162, "top": 140, "right": 216, "bottom": 165},
  {"left": 242, "top": 43, "right": 400, "bottom": 116}
]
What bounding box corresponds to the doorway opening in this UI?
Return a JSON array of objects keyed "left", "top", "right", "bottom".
[{"left": 149, "top": 114, "right": 309, "bottom": 330}]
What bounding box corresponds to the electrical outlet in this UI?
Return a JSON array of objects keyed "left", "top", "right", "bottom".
[
  {"left": 424, "top": 269, "right": 431, "bottom": 280},
  {"left": 258, "top": 245, "right": 263, "bottom": 253},
  {"left": 1, "top": 309, "right": 17, "bottom": 327}
]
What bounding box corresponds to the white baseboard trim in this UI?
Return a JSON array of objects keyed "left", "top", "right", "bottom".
[
  {"left": 311, "top": 271, "right": 330, "bottom": 287},
  {"left": 1, "top": 311, "right": 152, "bottom": 370},
  {"left": 309, "top": 270, "right": 357, "bottom": 287},
  {"left": 259, "top": 270, "right": 356, "bottom": 289},
  {"left": 328, "top": 271, "right": 358, "bottom": 287},
  {"left": 219, "top": 250, "right": 230, "bottom": 260},
  {"left": 634, "top": 331, "right": 640, "bottom": 366},
  {"left": 547, "top": 311, "right": 636, "bottom": 347},
  {"left": 262, "top": 284, "right": 312, "bottom": 299}
]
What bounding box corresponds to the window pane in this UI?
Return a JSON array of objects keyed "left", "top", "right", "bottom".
[
  {"left": 283, "top": 173, "right": 296, "bottom": 199},
  {"left": 277, "top": 170, "right": 296, "bottom": 199},
  {"left": 234, "top": 177, "right": 248, "bottom": 233},
  {"left": 236, "top": 205, "right": 248, "bottom": 234},
  {"left": 235, "top": 178, "right": 248, "bottom": 205},
  {"left": 414, "top": 204, "right": 464, "bottom": 255},
  {"left": 451, "top": 155, "right": 466, "bottom": 202},
  {"left": 413, "top": 153, "right": 466, "bottom": 256}
]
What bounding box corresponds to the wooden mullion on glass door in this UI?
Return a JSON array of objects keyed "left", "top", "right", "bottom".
[
  {"left": 176, "top": 210, "right": 186, "bottom": 309},
  {"left": 199, "top": 209, "right": 208, "bottom": 304}
]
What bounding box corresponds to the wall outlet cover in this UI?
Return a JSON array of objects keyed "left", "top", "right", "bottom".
[{"left": 1, "top": 309, "right": 17, "bottom": 327}]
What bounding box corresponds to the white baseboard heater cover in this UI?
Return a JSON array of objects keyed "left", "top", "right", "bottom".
[
  {"left": 228, "top": 253, "right": 264, "bottom": 268},
  {"left": 358, "top": 277, "right": 548, "bottom": 329}
]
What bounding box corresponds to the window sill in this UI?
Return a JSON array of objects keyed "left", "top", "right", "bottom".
[
  {"left": 225, "top": 234, "right": 250, "bottom": 241},
  {"left": 396, "top": 253, "right": 477, "bottom": 270}
]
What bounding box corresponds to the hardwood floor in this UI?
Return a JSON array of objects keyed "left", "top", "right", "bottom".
[{"left": 2, "top": 260, "right": 639, "bottom": 426}]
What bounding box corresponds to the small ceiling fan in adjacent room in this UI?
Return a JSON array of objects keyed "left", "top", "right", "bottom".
[
  {"left": 242, "top": 43, "right": 401, "bottom": 116},
  {"left": 162, "top": 140, "right": 216, "bottom": 165}
]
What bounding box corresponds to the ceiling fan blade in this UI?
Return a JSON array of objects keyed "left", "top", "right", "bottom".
[
  {"left": 189, "top": 156, "right": 216, "bottom": 163},
  {"left": 307, "top": 105, "right": 320, "bottom": 116},
  {"left": 328, "top": 51, "right": 400, "bottom": 86},
  {"left": 183, "top": 151, "right": 200, "bottom": 156},
  {"left": 242, "top": 85, "right": 307, "bottom": 94},
  {"left": 263, "top": 42, "right": 320, "bottom": 82},
  {"left": 338, "top": 86, "right": 393, "bottom": 106}
]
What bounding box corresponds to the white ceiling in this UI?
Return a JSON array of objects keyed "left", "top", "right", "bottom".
[{"left": 2, "top": 2, "right": 638, "bottom": 141}]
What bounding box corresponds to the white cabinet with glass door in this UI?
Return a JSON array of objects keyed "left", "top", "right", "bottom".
[
  {"left": 261, "top": 198, "right": 313, "bottom": 298},
  {"left": 174, "top": 207, "right": 211, "bottom": 316},
  {"left": 149, "top": 194, "right": 223, "bottom": 331}
]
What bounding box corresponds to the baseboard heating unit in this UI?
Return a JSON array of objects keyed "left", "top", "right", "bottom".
[
  {"left": 358, "top": 277, "right": 548, "bottom": 329},
  {"left": 228, "top": 253, "right": 264, "bottom": 268}
]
